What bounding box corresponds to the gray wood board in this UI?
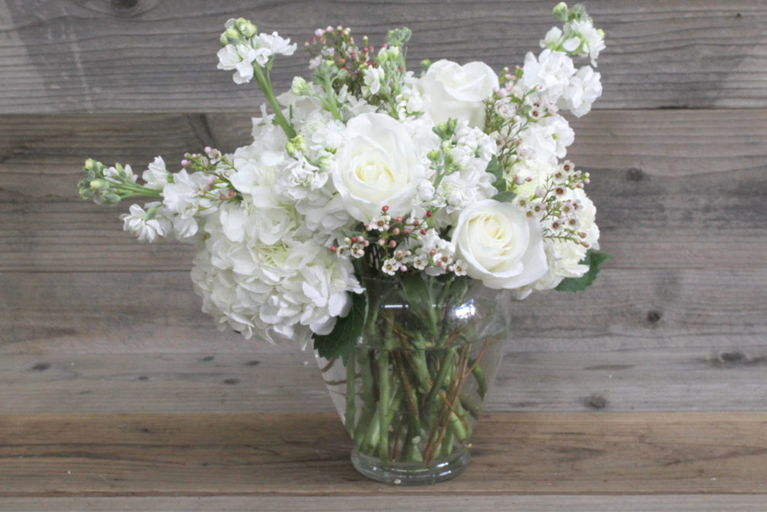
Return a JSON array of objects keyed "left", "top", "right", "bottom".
[{"left": 1, "top": 1, "right": 767, "bottom": 113}]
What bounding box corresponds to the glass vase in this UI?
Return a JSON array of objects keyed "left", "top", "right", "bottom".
[{"left": 316, "top": 275, "right": 509, "bottom": 485}]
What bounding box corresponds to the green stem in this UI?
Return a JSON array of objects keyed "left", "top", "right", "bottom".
[
  {"left": 253, "top": 64, "right": 296, "bottom": 139},
  {"left": 344, "top": 351, "right": 357, "bottom": 436},
  {"left": 377, "top": 350, "right": 390, "bottom": 460}
]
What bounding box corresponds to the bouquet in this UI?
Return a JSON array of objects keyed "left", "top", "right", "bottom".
[{"left": 78, "top": 2, "right": 607, "bottom": 484}]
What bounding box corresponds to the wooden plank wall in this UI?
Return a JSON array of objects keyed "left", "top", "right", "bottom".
[{"left": 1, "top": 0, "right": 767, "bottom": 420}]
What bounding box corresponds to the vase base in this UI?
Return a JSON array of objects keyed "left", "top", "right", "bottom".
[{"left": 351, "top": 446, "right": 471, "bottom": 485}]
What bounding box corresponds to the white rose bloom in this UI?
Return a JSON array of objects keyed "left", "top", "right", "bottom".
[
  {"left": 333, "top": 113, "right": 430, "bottom": 222},
  {"left": 417, "top": 60, "right": 498, "bottom": 128},
  {"left": 142, "top": 156, "right": 170, "bottom": 190},
  {"left": 559, "top": 66, "right": 602, "bottom": 117},
  {"left": 120, "top": 203, "right": 169, "bottom": 243},
  {"left": 452, "top": 199, "right": 548, "bottom": 290}
]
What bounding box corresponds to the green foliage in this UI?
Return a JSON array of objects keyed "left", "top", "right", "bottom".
[
  {"left": 313, "top": 291, "right": 369, "bottom": 363},
  {"left": 555, "top": 251, "right": 610, "bottom": 292},
  {"left": 485, "top": 156, "right": 506, "bottom": 190},
  {"left": 492, "top": 190, "right": 516, "bottom": 203}
]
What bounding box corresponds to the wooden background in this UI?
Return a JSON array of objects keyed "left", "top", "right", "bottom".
[{"left": 1, "top": 0, "right": 767, "bottom": 510}]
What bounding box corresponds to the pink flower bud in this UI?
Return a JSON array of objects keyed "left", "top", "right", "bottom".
[
  {"left": 330, "top": 246, "right": 337, "bottom": 253},
  {"left": 204, "top": 146, "right": 213, "bottom": 154},
  {"left": 420, "top": 228, "right": 427, "bottom": 235},
  {"left": 389, "top": 240, "right": 397, "bottom": 248},
  {"left": 392, "top": 228, "right": 400, "bottom": 235},
  {"left": 395, "top": 216, "right": 403, "bottom": 223},
  {"left": 382, "top": 205, "right": 390, "bottom": 213},
  {"left": 181, "top": 159, "right": 190, "bottom": 167}
]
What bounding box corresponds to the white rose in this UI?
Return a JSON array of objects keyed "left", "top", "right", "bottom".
[
  {"left": 333, "top": 113, "right": 427, "bottom": 222},
  {"left": 452, "top": 199, "right": 548, "bottom": 289},
  {"left": 417, "top": 60, "right": 498, "bottom": 128}
]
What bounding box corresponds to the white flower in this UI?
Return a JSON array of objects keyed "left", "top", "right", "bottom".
[
  {"left": 519, "top": 49, "right": 575, "bottom": 104},
  {"left": 517, "top": 115, "right": 573, "bottom": 164},
  {"left": 540, "top": 27, "right": 563, "bottom": 49},
  {"left": 362, "top": 66, "right": 385, "bottom": 96},
  {"left": 256, "top": 31, "right": 297, "bottom": 58},
  {"left": 142, "top": 156, "right": 170, "bottom": 190},
  {"left": 559, "top": 66, "right": 602, "bottom": 117},
  {"left": 104, "top": 164, "right": 137, "bottom": 184},
  {"left": 162, "top": 169, "right": 210, "bottom": 219},
  {"left": 569, "top": 20, "right": 605, "bottom": 64},
  {"left": 333, "top": 113, "right": 430, "bottom": 222},
  {"left": 417, "top": 60, "right": 498, "bottom": 128},
  {"left": 120, "top": 203, "right": 169, "bottom": 243},
  {"left": 382, "top": 258, "right": 399, "bottom": 276},
  {"left": 217, "top": 44, "right": 259, "bottom": 84},
  {"left": 452, "top": 199, "right": 548, "bottom": 289}
]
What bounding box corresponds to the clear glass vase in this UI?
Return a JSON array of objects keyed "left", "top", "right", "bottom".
[{"left": 316, "top": 275, "right": 509, "bottom": 485}]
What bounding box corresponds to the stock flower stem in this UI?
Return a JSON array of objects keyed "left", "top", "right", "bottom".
[
  {"left": 345, "top": 350, "right": 357, "bottom": 435},
  {"left": 377, "top": 349, "right": 391, "bottom": 460},
  {"left": 253, "top": 64, "right": 296, "bottom": 139}
]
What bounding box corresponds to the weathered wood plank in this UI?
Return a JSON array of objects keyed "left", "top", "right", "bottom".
[
  {"left": 2, "top": 110, "right": 767, "bottom": 271},
  {"left": 0, "top": 412, "right": 765, "bottom": 496},
  {"left": 2, "top": 269, "right": 766, "bottom": 355},
  {"left": 1, "top": 495, "right": 766, "bottom": 512},
  {"left": 1, "top": 1, "right": 767, "bottom": 113},
  {"left": 1, "top": 348, "right": 765, "bottom": 414}
]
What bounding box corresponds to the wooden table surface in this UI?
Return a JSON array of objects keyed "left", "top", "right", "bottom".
[{"left": 2, "top": 0, "right": 767, "bottom": 510}]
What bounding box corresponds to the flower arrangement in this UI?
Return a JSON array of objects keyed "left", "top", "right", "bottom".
[{"left": 78, "top": 2, "right": 608, "bottom": 483}]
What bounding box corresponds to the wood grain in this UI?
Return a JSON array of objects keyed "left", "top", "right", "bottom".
[
  {"left": 1, "top": 347, "right": 766, "bottom": 414},
  {"left": 0, "top": 412, "right": 766, "bottom": 496},
  {"left": 1, "top": 1, "right": 767, "bottom": 113},
  {"left": 1, "top": 495, "right": 766, "bottom": 512},
  {"left": 2, "top": 109, "right": 767, "bottom": 272},
  {"left": 3, "top": 268, "right": 765, "bottom": 355}
]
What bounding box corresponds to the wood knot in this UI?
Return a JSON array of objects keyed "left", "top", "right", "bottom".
[
  {"left": 30, "top": 362, "right": 51, "bottom": 372},
  {"left": 223, "top": 378, "right": 240, "bottom": 385},
  {"left": 246, "top": 360, "right": 261, "bottom": 366},
  {"left": 584, "top": 394, "right": 607, "bottom": 410},
  {"left": 199, "top": 355, "right": 215, "bottom": 362},
  {"left": 626, "top": 168, "right": 645, "bottom": 182},
  {"left": 646, "top": 309, "right": 663, "bottom": 323}
]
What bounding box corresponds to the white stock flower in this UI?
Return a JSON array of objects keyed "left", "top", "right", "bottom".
[
  {"left": 362, "top": 66, "right": 385, "bottom": 96},
  {"left": 569, "top": 20, "right": 605, "bottom": 64},
  {"left": 162, "top": 170, "right": 209, "bottom": 218},
  {"left": 256, "top": 31, "right": 297, "bottom": 57},
  {"left": 517, "top": 115, "right": 573, "bottom": 164},
  {"left": 452, "top": 199, "right": 548, "bottom": 289},
  {"left": 217, "top": 44, "right": 260, "bottom": 84},
  {"left": 120, "top": 203, "right": 169, "bottom": 243},
  {"left": 519, "top": 49, "right": 576, "bottom": 104},
  {"left": 333, "top": 113, "right": 430, "bottom": 222},
  {"left": 417, "top": 60, "right": 498, "bottom": 128},
  {"left": 142, "top": 156, "right": 170, "bottom": 190},
  {"left": 559, "top": 66, "right": 602, "bottom": 117}
]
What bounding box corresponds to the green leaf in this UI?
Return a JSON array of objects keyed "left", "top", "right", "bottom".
[
  {"left": 399, "top": 273, "right": 433, "bottom": 309},
  {"left": 556, "top": 251, "right": 611, "bottom": 292},
  {"left": 485, "top": 156, "right": 505, "bottom": 189},
  {"left": 313, "top": 291, "right": 368, "bottom": 364},
  {"left": 492, "top": 190, "right": 516, "bottom": 202}
]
